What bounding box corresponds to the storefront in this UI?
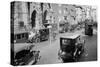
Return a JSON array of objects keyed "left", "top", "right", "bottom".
[{"left": 11, "top": 30, "right": 29, "bottom": 43}]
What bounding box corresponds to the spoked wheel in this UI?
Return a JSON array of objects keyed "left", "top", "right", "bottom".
[{"left": 35, "top": 38, "right": 40, "bottom": 43}]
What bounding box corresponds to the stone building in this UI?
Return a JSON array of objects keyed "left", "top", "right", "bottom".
[
  {"left": 11, "top": 1, "right": 56, "bottom": 43},
  {"left": 29, "top": 2, "right": 54, "bottom": 30},
  {"left": 30, "top": 2, "right": 42, "bottom": 29},
  {"left": 11, "top": 1, "right": 29, "bottom": 43}
]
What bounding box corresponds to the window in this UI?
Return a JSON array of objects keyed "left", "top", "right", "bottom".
[
  {"left": 31, "top": 10, "right": 37, "bottom": 28},
  {"left": 62, "top": 39, "right": 70, "bottom": 45},
  {"left": 22, "top": 33, "right": 25, "bottom": 38},
  {"left": 17, "top": 34, "right": 21, "bottom": 39},
  {"left": 19, "top": 21, "right": 24, "bottom": 27}
]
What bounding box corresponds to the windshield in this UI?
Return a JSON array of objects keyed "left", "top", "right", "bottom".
[{"left": 62, "top": 39, "right": 71, "bottom": 45}]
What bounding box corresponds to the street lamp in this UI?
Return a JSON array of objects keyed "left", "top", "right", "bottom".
[{"left": 47, "top": 25, "right": 52, "bottom": 45}]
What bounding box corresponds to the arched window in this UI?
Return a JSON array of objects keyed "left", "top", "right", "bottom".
[
  {"left": 44, "top": 10, "right": 47, "bottom": 22},
  {"left": 31, "top": 10, "right": 37, "bottom": 28},
  {"left": 19, "top": 21, "right": 24, "bottom": 27}
]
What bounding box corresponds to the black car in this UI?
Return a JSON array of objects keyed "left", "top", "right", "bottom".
[
  {"left": 11, "top": 43, "right": 40, "bottom": 66},
  {"left": 58, "top": 34, "right": 85, "bottom": 62}
]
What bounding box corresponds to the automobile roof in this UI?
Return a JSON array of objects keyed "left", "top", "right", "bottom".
[
  {"left": 60, "top": 33, "right": 80, "bottom": 39},
  {"left": 13, "top": 43, "right": 33, "bottom": 53}
]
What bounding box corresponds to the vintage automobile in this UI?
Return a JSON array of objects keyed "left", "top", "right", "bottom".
[
  {"left": 59, "top": 21, "right": 69, "bottom": 33},
  {"left": 85, "top": 23, "right": 93, "bottom": 36},
  {"left": 27, "top": 28, "right": 49, "bottom": 43},
  {"left": 58, "top": 34, "right": 85, "bottom": 62},
  {"left": 12, "top": 43, "right": 41, "bottom": 66},
  {"left": 39, "top": 28, "right": 49, "bottom": 42},
  {"left": 27, "top": 31, "right": 40, "bottom": 43}
]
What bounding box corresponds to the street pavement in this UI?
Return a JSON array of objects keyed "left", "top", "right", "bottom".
[
  {"left": 30, "top": 28, "right": 97, "bottom": 65},
  {"left": 79, "top": 34, "right": 97, "bottom": 61},
  {"left": 35, "top": 37, "right": 61, "bottom": 64}
]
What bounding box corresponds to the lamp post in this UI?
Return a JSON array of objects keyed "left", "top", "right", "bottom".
[{"left": 47, "top": 25, "right": 52, "bottom": 45}]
